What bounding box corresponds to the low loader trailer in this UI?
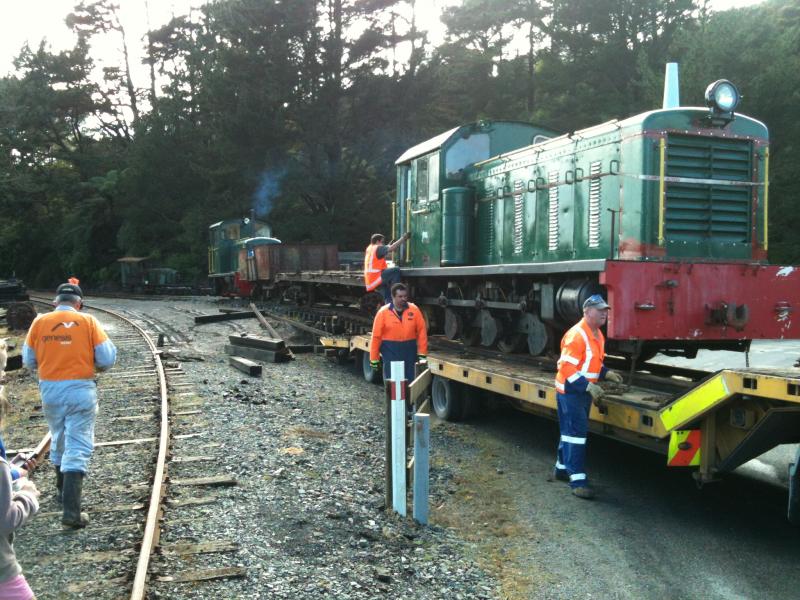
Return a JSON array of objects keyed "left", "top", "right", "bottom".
[{"left": 337, "top": 334, "right": 800, "bottom": 522}]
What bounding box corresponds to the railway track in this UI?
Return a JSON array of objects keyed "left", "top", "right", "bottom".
[{"left": 5, "top": 297, "right": 241, "bottom": 599}]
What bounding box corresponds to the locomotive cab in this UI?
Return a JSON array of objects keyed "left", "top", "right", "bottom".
[{"left": 395, "top": 121, "right": 558, "bottom": 267}]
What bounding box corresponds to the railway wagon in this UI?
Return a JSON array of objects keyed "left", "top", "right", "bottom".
[{"left": 237, "top": 238, "right": 339, "bottom": 298}]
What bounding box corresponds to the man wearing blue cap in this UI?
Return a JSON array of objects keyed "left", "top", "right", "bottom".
[{"left": 552, "top": 293, "right": 623, "bottom": 499}]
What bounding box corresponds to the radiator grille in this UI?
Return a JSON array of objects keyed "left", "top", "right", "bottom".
[
  {"left": 513, "top": 180, "right": 524, "bottom": 255},
  {"left": 548, "top": 172, "right": 559, "bottom": 251},
  {"left": 665, "top": 135, "right": 752, "bottom": 242},
  {"left": 588, "top": 161, "right": 602, "bottom": 248}
]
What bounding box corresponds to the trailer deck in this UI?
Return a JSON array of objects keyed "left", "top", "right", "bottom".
[{"left": 336, "top": 333, "right": 800, "bottom": 521}]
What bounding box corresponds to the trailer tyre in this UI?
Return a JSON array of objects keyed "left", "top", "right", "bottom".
[
  {"left": 789, "top": 446, "right": 800, "bottom": 524},
  {"left": 362, "top": 350, "right": 382, "bottom": 384},
  {"left": 432, "top": 376, "right": 465, "bottom": 422}
]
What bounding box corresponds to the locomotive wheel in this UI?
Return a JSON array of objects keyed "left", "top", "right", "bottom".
[
  {"left": 431, "top": 376, "right": 465, "bottom": 422},
  {"left": 520, "top": 313, "right": 548, "bottom": 356},
  {"left": 498, "top": 333, "right": 525, "bottom": 353},
  {"left": 6, "top": 301, "right": 36, "bottom": 331},
  {"left": 462, "top": 327, "right": 481, "bottom": 346},
  {"left": 444, "top": 308, "right": 463, "bottom": 340},
  {"left": 479, "top": 310, "right": 503, "bottom": 347}
]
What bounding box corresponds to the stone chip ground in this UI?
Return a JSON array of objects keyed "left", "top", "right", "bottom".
[{"left": 7, "top": 297, "right": 800, "bottom": 599}]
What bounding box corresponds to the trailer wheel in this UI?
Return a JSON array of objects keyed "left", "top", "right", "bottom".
[
  {"left": 361, "top": 350, "right": 382, "bottom": 384},
  {"left": 789, "top": 446, "right": 800, "bottom": 524},
  {"left": 432, "top": 376, "right": 464, "bottom": 421}
]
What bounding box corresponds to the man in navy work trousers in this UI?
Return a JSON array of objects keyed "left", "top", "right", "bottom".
[
  {"left": 552, "top": 294, "right": 624, "bottom": 499},
  {"left": 369, "top": 283, "right": 428, "bottom": 383},
  {"left": 23, "top": 283, "right": 117, "bottom": 528}
]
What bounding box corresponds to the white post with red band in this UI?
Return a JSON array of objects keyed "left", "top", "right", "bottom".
[{"left": 390, "top": 361, "right": 407, "bottom": 516}]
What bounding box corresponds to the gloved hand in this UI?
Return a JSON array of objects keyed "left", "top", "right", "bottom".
[
  {"left": 605, "top": 370, "right": 624, "bottom": 384},
  {"left": 370, "top": 359, "right": 380, "bottom": 371},
  {"left": 586, "top": 382, "right": 605, "bottom": 403},
  {"left": 417, "top": 354, "right": 427, "bottom": 365},
  {"left": 404, "top": 231, "right": 411, "bottom": 240}
]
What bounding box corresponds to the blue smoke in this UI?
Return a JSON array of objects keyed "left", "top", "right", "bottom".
[{"left": 253, "top": 168, "right": 286, "bottom": 217}]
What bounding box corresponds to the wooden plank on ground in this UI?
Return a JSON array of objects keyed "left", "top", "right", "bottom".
[
  {"left": 67, "top": 577, "right": 128, "bottom": 593},
  {"left": 228, "top": 356, "right": 262, "bottom": 377},
  {"left": 224, "top": 344, "right": 288, "bottom": 364},
  {"left": 194, "top": 311, "right": 255, "bottom": 324},
  {"left": 171, "top": 475, "right": 237, "bottom": 487},
  {"left": 228, "top": 333, "right": 285, "bottom": 351},
  {"left": 159, "top": 540, "right": 239, "bottom": 556},
  {"left": 34, "top": 549, "right": 134, "bottom": 565},
  {"left": 156, "top": 566, "right": 247, "bottom": 583},
  {"left": 287, "top": 344, "right": 313, "bottom": 353}
]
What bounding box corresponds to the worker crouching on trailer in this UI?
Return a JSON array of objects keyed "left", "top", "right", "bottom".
[
  {"left": 22, "top": 283, "right": 117, "bottom": 529},
  {"left": 552, "top": 294, "right": 624, "bottom": 499},
  {"left": 369, "top": 283, "right": 428, "bottom": 383}
]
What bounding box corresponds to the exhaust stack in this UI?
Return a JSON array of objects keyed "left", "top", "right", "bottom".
[{"left": 662, "top": 62, "right": 680, "bottom": 109}]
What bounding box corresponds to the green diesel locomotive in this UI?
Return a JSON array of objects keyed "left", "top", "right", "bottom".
[{"left": 388, "top": 69, "right": 797, "bottom": 360}]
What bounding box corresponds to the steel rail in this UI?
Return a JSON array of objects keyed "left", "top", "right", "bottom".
[{"left": 29, "top": 295, "right": 169, "bottom": 599}]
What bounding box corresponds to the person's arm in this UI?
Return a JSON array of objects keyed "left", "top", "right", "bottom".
[
  {"left": 559, "top": 334, "right": 589, "bottom": 393},
  {"left": 385, "top": 232, "right": 411, "bottom": 254},
  {"left": 0, "top": 461, "right": 38, "bottom": 535},
  {"left": 22, "top": 322, "right": 38, "bottom": 370},
  {"left": 416, "top": 311, "right": 428, "bottom": 360},
  {"left": 369, "top": 312, "right": 384, "bottom": 367},
  {"left": 92, "top": 318, "right": 117, "bottom": 371}
]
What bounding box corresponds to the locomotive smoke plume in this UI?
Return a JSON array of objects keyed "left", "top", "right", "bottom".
[{"left": 253, "top": 168, "right": 286, "bottom": 217}]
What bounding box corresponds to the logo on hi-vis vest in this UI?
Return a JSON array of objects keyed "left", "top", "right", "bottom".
[{"left": 51, "top": 321, "right": 80, "bottom": 332}]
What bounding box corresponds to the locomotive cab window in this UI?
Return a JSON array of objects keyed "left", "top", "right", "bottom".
[
  {"left": 415, "top": 152, "right": 440, "bottom": 203},
  {"left": 225, "top": 224, "right": 240, "bottom": 240},
  {"left": 416, "top": 157, "right": 429, "bottom": 202}
]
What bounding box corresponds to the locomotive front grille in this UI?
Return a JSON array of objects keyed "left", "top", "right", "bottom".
[{"left": 664, "top": 135, "right": 752, "bottom": 243}]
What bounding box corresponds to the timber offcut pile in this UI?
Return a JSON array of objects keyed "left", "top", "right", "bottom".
[{"left": 225, "top": 333, "right": 293, "bottom": 366}]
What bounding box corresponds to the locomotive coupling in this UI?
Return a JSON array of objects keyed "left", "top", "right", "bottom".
[{"left": 705, "top": 302, "right": 749, "bottom": 331}]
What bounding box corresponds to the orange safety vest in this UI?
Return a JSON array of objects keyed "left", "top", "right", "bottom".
[
  {"left": 25, "top": 309, "right": 110, "bottom": 381},
  {"left": 364, "top": 243, "right": 387, "bottom": 292},
  {"left": 555, "top": 318, "right": 605, "bottom": 394}
]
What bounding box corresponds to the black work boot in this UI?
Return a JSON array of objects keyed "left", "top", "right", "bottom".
[
  {"left": 55, "top": 467, "right": 64, "bottom": 504},
  {"left": 62, "top": 471, "right": 89, "bottom": 529}
]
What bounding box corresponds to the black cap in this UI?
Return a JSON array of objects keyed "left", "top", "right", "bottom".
[{"left": 56, "top": 283, "right": 83, "bottom": 298}]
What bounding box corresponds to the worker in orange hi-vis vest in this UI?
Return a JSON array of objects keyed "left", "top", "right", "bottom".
[
  {"left": 552, "top": 294, "right": 624, "bottom": 500},
  {"left": 22, "top": 283, "right": 117, "bottom": 529},
  {"left": 369, "top": 282, "right": 428, "bottom": 383},
  {"left": 364, "top": 232, "right": 410, "bottom": 304}
]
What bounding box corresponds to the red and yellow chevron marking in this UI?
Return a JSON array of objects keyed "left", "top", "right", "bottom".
[{"left": 668, "top": 429, "right": 702, "bottom": 467}]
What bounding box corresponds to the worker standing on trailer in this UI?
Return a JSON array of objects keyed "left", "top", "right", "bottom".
[
  {"left": 369, "top": 283, "right": 427, "bottom": 383},
  {"left": 552, "top": 294, "right": 624, "bottom": 499},
  {"left": 22, "top": 282, "right": 117, "bottom": 529},
  {"left": 364, "top": 232, "right": 410, "bottom": 304}
]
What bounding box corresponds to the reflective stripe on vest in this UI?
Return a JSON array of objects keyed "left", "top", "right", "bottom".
[
  {"left": 555, "top": 318, "right": 605, "bottom": 391},
  {"left": 364, "top": 244, "right": 387, "bottom": 291}
]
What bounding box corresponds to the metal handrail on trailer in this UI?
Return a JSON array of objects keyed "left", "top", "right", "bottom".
[{"left": 342, "top": 333, "right": 800, "bottom": 522}]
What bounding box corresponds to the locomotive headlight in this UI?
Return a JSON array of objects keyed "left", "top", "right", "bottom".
[{"left": 705, "top": 79, "right": 740, "bottom": 114}]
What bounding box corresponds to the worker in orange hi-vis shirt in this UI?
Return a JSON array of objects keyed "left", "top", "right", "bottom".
[
  {"left": 22, "top": 282, "right": 117, "bottom": 529},
  {"left": 369, "top": 282, "right": 427, "bottom": 384}
]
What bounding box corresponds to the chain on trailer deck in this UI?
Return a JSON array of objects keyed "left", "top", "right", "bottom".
[{"left": 330, "top": 333, "right": 800, "bottom": 522}]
